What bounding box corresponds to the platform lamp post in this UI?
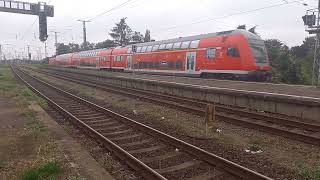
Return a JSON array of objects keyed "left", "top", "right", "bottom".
[{"left": 303, "top": 0, "right": 320, "bottom": 87}]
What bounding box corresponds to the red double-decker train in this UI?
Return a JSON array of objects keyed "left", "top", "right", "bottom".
[{"left": 49, "top": 29, "right": 271, "bottom": 81}]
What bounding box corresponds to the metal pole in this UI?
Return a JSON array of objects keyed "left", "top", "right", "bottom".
[
  {"left": 55, "top": 32, "right": 58, "bottom": 55},
  {"left": 318, "top": 0, "right": 320, "bottom": 87},
  {"left": 27, "top": 45, "right": 30, "bottom": 60},
  {"left": 44, "top": 42, "right": 47, "bottom": 58},
  {"left": 312, "top": 0, "right": 320, "bottom": 87},
  {"left": 83, "top": 21, "right": 87, "bottom": 45},
  {"left": 0, "top": 45, "right": 2, "bottom": 61},
  {"left": 78, "top": 20, "right": 91, "bottom": 50},
  {"left": 52, "top": 31, "right": 58, "bottom": 55}
]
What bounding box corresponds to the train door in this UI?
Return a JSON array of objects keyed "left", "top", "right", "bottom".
[
  {"left": 186, "top": 52, "right": 196, "bottom": 73},
  {"left": 127, "top": 55, "right": 132, "bottom": 70},
  {"left": 96, "top": 57, "right": 100, "bottom": 69}
]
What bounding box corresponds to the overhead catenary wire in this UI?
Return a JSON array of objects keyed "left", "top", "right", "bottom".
[
  {"left": 86, "top": 0, "right": 136, "bottom": 21},
  {"left": 154, "top": 0, "right": 310, "bottom": 34}
]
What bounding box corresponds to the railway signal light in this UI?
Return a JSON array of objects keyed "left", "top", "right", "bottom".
[
  {"left": 302, "top": 15, "right": 316, "bottom": 27},
  {"left": 39, "top": 13, "right": 48, "bottom": 42},
  {"left": 0, "top": 1, "right": 54, "bottom": 42}
]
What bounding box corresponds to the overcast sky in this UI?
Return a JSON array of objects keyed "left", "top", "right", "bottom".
[{"left": 0, "top": 0, "right": 317, "bottom": 59}]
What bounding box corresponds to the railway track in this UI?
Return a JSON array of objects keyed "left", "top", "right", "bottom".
[
  {"left": 23, "top": 66, "right": 320, "bottom": 146},
  {"left": 13, "top": 66, "right": 271, "bottom": 179},
  {"left": 25, "top": 65, "right": 320, "bottom": 145}
]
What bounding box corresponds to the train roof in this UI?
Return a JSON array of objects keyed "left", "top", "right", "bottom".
[
  {"left": 126, "top": 29, "right": 261, "bottom": 48},
  {"left": 55, "top": 29, "right": 261, "bottom": 57}
]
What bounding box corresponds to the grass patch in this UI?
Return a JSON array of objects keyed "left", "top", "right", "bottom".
[
  {"left": 0, "top": 160, "right": 7, "bottom": 169},
  {"left": 21, "top": 161, "right": 61, "bottom": 180},
  {"left": 22, "top": 88, "right": 48, "bottom": 108},
  {"left": 0, "top": 65, "right": 48, "bottom": 108},
  {"left": 248, "top": 140, "right": 263, "bottom": 152},
  {"left": 301, "top": 166, "right": 320, "bottom": 180}
]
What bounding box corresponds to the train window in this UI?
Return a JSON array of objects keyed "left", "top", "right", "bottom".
[
  {"left": 227, "top": 47, "right": 240, "bottom": 57},
  {"left": 190, "top": 40, "right": 200, "bottom": 49},
  {"left": 206, "top": 48, "right": 217, "bottom": 59},
  {"left": 181, "top": 41, "right": 190, "bottom": 49},
  {"left": 149, "top": 62, "right": 154, "bottom": 68},
  {"left": 168, "top": 61, "right": 174, "bottom": 68},
  {"left": 119, "top": 56, "right": 122, "bottom": 61},
  {"left": 155, "top": 61, "right": 160, "bottom": 68},
  {"left": 141, "top": 46, "right": 147, "bottom": 53},
  {"left": 159, "top": 44, "right": 166, "bottom": 50},
  {"left": 152, "top": 45, "right": 159, "bottom": 51},
  {"left": 137, "top": 47, "right": 142, "bottom": 53},
  {"left": 146, "top": 46, "right": 153, "bottom": 52},
  {"left": 165, "top": 43, "right": 173, "bottom": 49},
  {"left": 127, "top": 48, "right": 132, "bottom": 54},
  {"left": 173, "top": 42, "right": 181, "bottom": 49},
  {"left": 143, "top": 62, "right": 147, "bottom": 68},
  {"left": 161, "top": 61, "right": 167, "bottom": 65},
  {"left": 176, "top": 60, "right": 183, "bottom": 69}
]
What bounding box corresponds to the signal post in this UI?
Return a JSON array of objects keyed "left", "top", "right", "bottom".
[{"left": 303, "top": 0, "right": 320, "bottom": 87}]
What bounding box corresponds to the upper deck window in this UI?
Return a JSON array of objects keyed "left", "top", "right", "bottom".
[
  {"left": 165, "top": 43, "right": 173, "bottom": 49},
  {"left": 190, "top": 40, "right": 200, "bottom": 49},
  {"left": 146, "top": 46, "right": 153, "bottom": 52},
  {"left": 152, "top": 45, "right": 159, "bottom": 51},
  {"left": 159, "top": 44, "right": 166, "bottom": 50},
  {"left": 173, "top": 42, "right": 181, "bottom": 49},
  {"left": 137, "top": 47, "right": 142, "bottom": 53},
  {"left": 127, "top": 48, "right": 132, "bottom": 54},
  {"left": 181, "top": 41, "right": 190, "bottom": 49},
  {"left": 141, "top": 46, "right": 147, "bottom": 53}
]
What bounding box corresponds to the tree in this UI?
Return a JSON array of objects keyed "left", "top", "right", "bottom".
[
  {"left": 109, "top": 17, "right": 132, "bottom": 46},
  {"left": 131, "top": 31, "right": 144, "bottom": 43},
  {"left": 95, "top": 39, "right": 116, "bottom": 49},
  {"left": 68, "top": 43, "right": 80, "bottom": 52},
  {"left": 80, "top": 42, "right": 95, "bottom": 51},
  {"left": 144, "top": 29, "right": 151, "bottom": 42},
  {"left": 56, "top": 43, "right": 72, "bottom": 55},
  {"left": 291, "top": 37, "right": 315, "bottom": 59}
]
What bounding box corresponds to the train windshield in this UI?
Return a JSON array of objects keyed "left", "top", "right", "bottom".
[{"left": 248, "top": 38, "right": 268, "bottom": 65}]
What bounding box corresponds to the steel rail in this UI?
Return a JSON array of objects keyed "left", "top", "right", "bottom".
[{"left": 14, "top": 65, "right": 272, "bottom": 180}]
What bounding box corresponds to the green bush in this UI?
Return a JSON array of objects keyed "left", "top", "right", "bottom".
[{"left": 21, "top": 161, "right": 60, "bottom": 180}]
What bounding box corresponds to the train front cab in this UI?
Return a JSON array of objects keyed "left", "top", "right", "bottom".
[
  {"left": 199, "top": 30, "right": 271, "bottom": 81},
  {"left": 241, "top": 30, "right": 271, "bottom": 81}
]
